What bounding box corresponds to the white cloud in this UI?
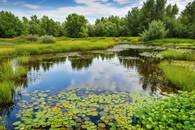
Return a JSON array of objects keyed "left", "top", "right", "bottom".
[
  {"left": 1, "top": 0, "right": 193, "bottom": 23},
  {"left": 22, "top": 3, "right": 42, "bottom": 10}
]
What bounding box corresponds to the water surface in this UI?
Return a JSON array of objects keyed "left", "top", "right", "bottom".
[{"left": 0, "top": 45, "right": 176, "bottom": 129}]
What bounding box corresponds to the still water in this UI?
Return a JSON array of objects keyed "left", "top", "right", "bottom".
[{"left": 1, "top": 45, "right": 176, "bottom": 129}]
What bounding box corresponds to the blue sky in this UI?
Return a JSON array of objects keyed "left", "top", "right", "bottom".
[{"left": 0, "top": 0, "right": 193, "bottom": 23}]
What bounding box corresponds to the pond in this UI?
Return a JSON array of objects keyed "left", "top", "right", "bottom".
[{"left": 0, "top": 45, "right": 177, "bottom": 129}]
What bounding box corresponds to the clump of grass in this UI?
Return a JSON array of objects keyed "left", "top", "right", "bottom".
[
  {"left": 0, "top": 61, "right": 14, "bottom": 81},
  {"left": 160, "top": 49, "right": 195, "bottom": 61},
  {"left": 40, "top": 35, "right": 56, "bottom": 44},
  {"left": 0, "top": 81, "right": 14, "bottom": 105},
  {"left": 17, "top": 56, "right": 30, "bottom": 65},
  {"left": 0, "top": 61, "right": 27, "bottom": 105},
  {"left": 159, "top": 61, "right": 195, "bottom": 91},
  {"left": 25, "top": 35, "right": 39, "bottom": 42}
]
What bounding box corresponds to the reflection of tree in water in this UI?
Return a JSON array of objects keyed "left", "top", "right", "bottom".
[
  {"left": 69, "top": 52, "right": 115, "bottom": 70},
  {"left": 68, "top": 57, "right": 93, "bottom": 71},
  {"left": 119, "top": 57, "right": 174, "bottom": 93},
  {"left": 28, "top": 57, "right": 67, "bottom": 72}
]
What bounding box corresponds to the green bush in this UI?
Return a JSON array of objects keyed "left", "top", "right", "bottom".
[
  {"left": 25, "top": 35, "right": 39, "bottom": 42},
  {"left": 141, "top": 20, "right": 168, "bottom": 41},
  {"left": 40, "top": 35, "right": 56, "bottom": 44}
]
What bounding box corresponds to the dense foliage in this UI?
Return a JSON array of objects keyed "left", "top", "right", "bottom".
[
  {"left": 0, "top": 0, "right": 195, "bottom": 39},
  {"left": 141, "top": 20, "right": 168, "bottom": 41},
  {"left": 63, "top": 14, "right": 88, "bottom": 38},
  {"left": 135, "top": 91, "right": 195, "bottom": 130}
]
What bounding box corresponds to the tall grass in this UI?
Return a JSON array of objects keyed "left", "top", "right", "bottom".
[
  {"left": 0, "top": 61, "right": 27, "bottom": 105},
  {"left": 0, "top": 37, "right": 138, "bottom": 57},
  {"left": 0, "top": 81, "right": 14, "bottom": 105},
  {"left": 159, "top": 61, "right": 195, "bottom": 91},
  {"left": 152, "top": 38, "right": 195, "bottom": 45},
  {"left": 160, "top": 49, "right": 195, "bottom": 61}
]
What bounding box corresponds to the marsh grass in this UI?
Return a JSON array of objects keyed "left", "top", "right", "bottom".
[
  {"left": 152, "top": 38, "right": 195, "bottom": 45},
  {"left": 160, "top": 49, "right": 195, "bottom": 61},
  {"left": 0, "top": 37, "right": 138, "bottom": 57},
  {"left": 0, "top": 81, "right": 14, "bottom": 105},
  {"left": 17, "top": 56, "right": 30, "bottom": 65},
  {"left": 159, "top": 61, "right": 195, "bottom": 91},
  {"left": 0, "top": 61, "right": 27, "bottom": 105}
]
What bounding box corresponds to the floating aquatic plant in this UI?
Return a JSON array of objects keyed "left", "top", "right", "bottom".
[{"left": 13, "top": 89, "right": 144, "bottom": 130}]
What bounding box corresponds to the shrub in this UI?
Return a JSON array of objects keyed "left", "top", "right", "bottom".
[
  {"left": 25, "top": 35, "right": 39, "bottom": 42},
  {"left": 141, "top": 20, "right": 168, "bottom": 41},
  {"left": 40, "top": 35, "right": 56, "bottom": 44}
]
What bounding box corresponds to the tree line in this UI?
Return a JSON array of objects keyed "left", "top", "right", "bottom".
[{"left": 0, "top": 0, "right": 195, "bottom": 39}]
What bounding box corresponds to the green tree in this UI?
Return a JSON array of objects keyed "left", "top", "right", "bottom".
[
  {"left": 126, "top": 8, "right": 143, "bottom": 36},
  {"left": 22, "top": 17, "right": 30, "bottom": 35},
  {"left": 40, "top": 16, "right": 63, "bottom": 37},
  {"left": 0, "top": 11, "right": 23, "bottom": 38},
  {"left": 29, "top": 15, "right": 43, "bottom": 35},
  {"left": 63, "top": 14, "right": 88, "bottom": 38},
  {"left": 180, "top": 1, "right": 195, "bottom": 38},
  {"left": 141, "top": 20, "right": 168, "bottom": 41}
]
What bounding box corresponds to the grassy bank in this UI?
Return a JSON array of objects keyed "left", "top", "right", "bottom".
[
  {"left": 0, "top": 37, "right": 141, "bottom": 57},
  {"left": 151, "top": 38, "right": 195, "bottom": 45},
  {"left": 159, "top": 61, "right": 195, "bottom": 91}
]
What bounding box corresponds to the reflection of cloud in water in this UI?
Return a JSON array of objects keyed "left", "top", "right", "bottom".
[{"left": 68, "top": 56, "right": 143, "bottom": 92}]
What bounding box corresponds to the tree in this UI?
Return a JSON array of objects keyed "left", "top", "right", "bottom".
[
  {"left": 22, "top": 17, "right": 30, "bottom": 35},
  {"left": 40, "top": 16, "right": 63, "bottom": 37},
  {"left": 126, "top": 8, "right": 143, "bottom": 36},
  {"left": 141, "top": 20, "right": 168, "bottom": 41},
  {"left": 180, "top": 1, "right": 195, "bottom": 38},
  {"left": 94, "top": 16, "right": 125, "bottom": 37},
  {"left": 29, "top": 15, "right": 44, "bottom": 35},
  {"left": 63, "top": 14, "right": 88, "bottom": 38},
  {"left": 0, "top": 11, "right": 23, "bottom": 38}
]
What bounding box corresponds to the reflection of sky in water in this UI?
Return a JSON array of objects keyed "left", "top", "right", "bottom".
[{"left": 26, "top": 56, "right": 146, "bottom": 93}]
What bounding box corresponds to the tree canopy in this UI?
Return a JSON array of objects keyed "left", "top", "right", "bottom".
[{"left": 0, "top": 0, "right": 195, "bottom": 39}]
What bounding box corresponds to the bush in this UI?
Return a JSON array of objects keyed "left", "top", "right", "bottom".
[
  {"left": 40, "top": 35, "right": 56, "bottom": 44},
  {"left": 25, "top": 35, "right": 39, "bottom": 42},
  {"left": 141, "top": 20, "right": 168, "bottom": 41}
]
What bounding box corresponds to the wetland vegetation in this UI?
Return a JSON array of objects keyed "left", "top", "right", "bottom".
[{"left": 0, "top": 0, "right": 195, "bottom": 129}]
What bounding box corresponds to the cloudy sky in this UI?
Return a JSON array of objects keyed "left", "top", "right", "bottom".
[{"left": 0, "top": 0, "right": 193, "bottom": 23}]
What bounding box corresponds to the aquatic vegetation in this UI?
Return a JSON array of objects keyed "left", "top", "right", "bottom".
[
  {"left": 13, "top": 89, "right": 147, "bottom": 130},
  {"left": 0, "top": 116, "right": 5, "bottom": 130},
  {"left": 135, "top": 91, "right": 195, "bottom": 130},
  {"left": 16, "top": 56, "right": 30, "bottom": 65},
  {"left": 0, "top": 61, "right": 27, "bottom": 105},
  {"left": 159, "top": 61, "right": 195, "bottom": 91},
  {"left": 0, "top": 81, "right": 14, "bottom": 105},
  {"left": 13, "top": 88, "right": 195, "bottom": 130},
  {"left": 0, "top": 61, "right": 14, "bottom": 81}
]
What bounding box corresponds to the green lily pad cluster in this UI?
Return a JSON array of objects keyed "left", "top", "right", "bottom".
[{"left": 13, "top": 89, "right": 146, "bottom": 130}]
